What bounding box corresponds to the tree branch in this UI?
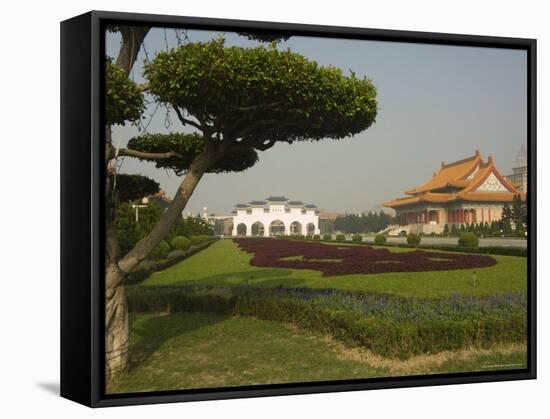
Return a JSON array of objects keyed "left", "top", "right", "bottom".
[
  {"left": 173, "top": 106, "right": 203, "bottom": 131},
  {"left": 118, "top": 148, "right": 180, "bottom": 160}
]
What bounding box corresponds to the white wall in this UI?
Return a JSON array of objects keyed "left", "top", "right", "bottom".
[
  {"left": 2, "top": 1, "right": 547, "bottom": 419},
  {"left": 232, "top": 207, "right": 320, "bottom": 236}
]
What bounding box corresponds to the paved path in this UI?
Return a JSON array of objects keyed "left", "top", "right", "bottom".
[{"left": 362, "top": 236, "right": 527, "bottom": 248}]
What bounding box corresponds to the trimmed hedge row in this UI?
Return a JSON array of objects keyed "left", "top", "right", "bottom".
[
  {"left": 314, "top": 239, "right": 527, "bottom": 257},
  {"left": 126, "top": 286, "right": 526, "bottom": 359},
  {"left": 125, "top": 239, "right": 218, "bottom": 285}
]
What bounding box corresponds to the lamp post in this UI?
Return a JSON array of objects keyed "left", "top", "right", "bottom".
[{"left": 132, "top": 197, "right": 149, "bottom": 223}]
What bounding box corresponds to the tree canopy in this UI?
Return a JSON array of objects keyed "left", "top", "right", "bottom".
[
  {"left": 105, "top": 60, "right": 145, "bottom": 126},
  {"left": 126, "top": 133, "right": 258, "bottom": 175},
  {"left": 142, "top": 38, "right": 377, "bottom": 146}
]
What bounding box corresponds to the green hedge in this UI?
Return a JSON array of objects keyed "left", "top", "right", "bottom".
[
  {"left": 374, "top": 234, "right": 387, "bottom": 244},
  {"left": 125, "top": 239, "right": 218, "bottom": 285},
  {"left": 171, "top": 236, "right": 191, "bottom": 251},
  {"left": 189, "top": 235, "right": 213, "bottom": 246},
  {"left": 458, "top": 232, "right": 479, "bottom": 248},
  {"left": 406, "top": 233, "right": 422, "bottom": 246},
  {"left": 323, "top": 234, "right": 332, "bottom": 240},
  {"left": 149, "top": 240, "right": 170, "bottom": 261},
  {"left": 351, "top": 234, "right": 363, "bottom": 242},
  {"left": 335, "top": 234, "right": 346, "bottom": 241},
  {"left": 127, "top": 286, "right": 526, "bottom": 359}
]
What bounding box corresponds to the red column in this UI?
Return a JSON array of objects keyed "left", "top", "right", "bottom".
[
  {"left": 473, "top": 209, "right": 477, "bottom": 224},
  {"left": 481, "top": 208, "right": 484, "bottom": 223},
  {"left": 460, "top": 208, "right": 464, "bottom": 224},
  {"left": 425, "top": 209, "right": 429, "bottom": 224}
]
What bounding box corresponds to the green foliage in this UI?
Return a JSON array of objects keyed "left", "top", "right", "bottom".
[
  {"left": 374, "top": 234, "right": 387, "bottom": 244},
  {"left": 172, "top": 216, "right": 214, "bottom": 239},
  {"left": 443, "top": 224, "right": 449, "bottom": 235},
  {"left": 334, "top": 211, "right": 394, "bottom": 234},
  {"left": 323, "top": 234, "right": 332, "bottom": 240},
  {"left": 127, "top": 133, "right": 259, "bottom": 175},
  {"left": 406, "top": 233, "right": 422, "bottom": 246},
  {"left": 144, "top": 38, "right": 378, "bottom": 148},
  {"left": 114, "top": 202, "right": 164, "bottom": 255},
  {"left": 458, "top": 232, "right": 480, "bottom": 248},
  {"left": 335, "top": 234, "right": 346, "bottom": 241},
  {"left": 189, "top": 235, "right": 213, "bottom": 246},
  {"left": 351, "top": 234, "right": 363, "bottom": 242},
  {"left": 171, "top": 236, "right": 191, "bottom": 251},
  {"left": 105, "top": 60, "right": 145, "bottom": 125},
  {"left": 313, "top": 234, "right": 321, "bottom": 240},
  {"left": 149, "top": 240, "right": 170, "bottom": 261},
  {"left": 113, "top": 174, "right": 159, "bottom": 202},
  {"left": 127, "top": 286, "right": 527, "bottom": 360}
]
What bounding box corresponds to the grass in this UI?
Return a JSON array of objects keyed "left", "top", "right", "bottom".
[
  {"left": 141, "top": 239, "right": 527, "bottom": 298},
  {"left": 107, "top": 312, "right": 527, "bottom": 394}
]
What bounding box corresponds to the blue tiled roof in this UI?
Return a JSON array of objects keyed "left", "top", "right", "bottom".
[
  {"left": 265, "top": 196, "right": 288, "bottom": 202},
  {"left": 288, "top": 201, "right": 304, "bottom": 206},
  {"left": 249, "top": 200, "right": 267, "bottom": 205},
  {"left": 304, "top": 204, "right": 318, "bottom": 208},
  {"left": 234, "top": 203, "right": 249, "bottom": 208}
]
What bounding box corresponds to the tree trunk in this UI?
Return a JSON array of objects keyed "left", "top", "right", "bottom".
[
  {"left": 118, "top": 148, "right": 217, "bottom": 274},
  {"left": 105, "top": 262, "right": 128, "bottom": 383}
]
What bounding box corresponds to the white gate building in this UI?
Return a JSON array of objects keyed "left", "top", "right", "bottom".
[{"left": 231, "top": 196, "right": 320, "bottom": 237}]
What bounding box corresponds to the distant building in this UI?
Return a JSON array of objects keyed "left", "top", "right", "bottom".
[
  {"left": 505, "top": 145, "right": 528, "bottom": 192},
  {"left": 384, "top": 150, "right": 526, "bottom": 235},
  {"left": 232, "top": 196, "right": 320, "bottom": 236}
]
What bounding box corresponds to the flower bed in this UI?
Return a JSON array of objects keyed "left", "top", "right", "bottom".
[{"left": 233, "top": 238, "right": 496, "bottom": 276}]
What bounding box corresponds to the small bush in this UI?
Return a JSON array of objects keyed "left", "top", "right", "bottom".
[
  {"left": 374, "top": 234, "right": 387, "bottom": 244},
  {"left": 189, "top": 235, "right": 212, "bottom": 246},
  {"left": 323, "top": 234, "right": 332, "bottom": 240},
  {"left": 458, "top": 232, "right": 479, "bottom": 248},
  {"left": 351, "top": 234, "right": 363, "bottom": 242},
  {"left": 335, "top": 234, "right": 346, "bottom": 241},
  {"left": 171, "top": 236, "right": 191, "bottom": 251},
  {"left": 305, "top": 235, "right": 313, "bottom": 240},
  {"left": 149, "top": 240, "right": 170, "bottom": 261},
  {"left": 407, "top": 233, "right": 422, "bottom": 246},
  {"left": 313, "top": 234, "right": 321, "bottom": 240}
]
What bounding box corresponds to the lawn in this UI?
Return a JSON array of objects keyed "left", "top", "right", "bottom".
[
  {"left": 114, "top": 238, "right": 527, "bottom": 393},
  {"left": 141, "top": 239, "right": 527, "bottom": 298},
  {"left": 107, "top": 312, "right": 526, "bottom": 394}
]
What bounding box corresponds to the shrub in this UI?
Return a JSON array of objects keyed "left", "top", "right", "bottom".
[
  {"left": 189, "top": 235, "right": 212, "bottom": 246},
  {"left": 305, "top": 235, "right": 313, "bottom": 240},
  {"left": 171, "top": 236, "right": 191, "bottom": 251},
  {"left": 458, "top": 232, "right": 479, "bottom": 248},
  {"left": 407, "top": 233, "right": 422, "bottom": 246},
  {"left": 323, "top": 234, "right": 332, "bottom": 240},
  {"left": 313, "top": 234, "right": 321, "bottom": 240},
  {"left": 351, "top": 234, "right": 363, "bottom": 242},
  {"left": 148, "top": 240, "right": 170, "bottom": 260},
  {"left": 336, "top": 234, "right": 346, "bottom": 241},
  {"left": 374, "top": 234, "right": 387, "bottom": 244}
]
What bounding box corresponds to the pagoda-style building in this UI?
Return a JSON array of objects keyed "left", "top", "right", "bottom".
[{"left": 384, "top": 150, "right": 526, "bottom": 234}]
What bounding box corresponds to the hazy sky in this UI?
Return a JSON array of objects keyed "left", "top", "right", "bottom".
[{"left": 106, "top": 28, "right": 527, "bottom": 215}]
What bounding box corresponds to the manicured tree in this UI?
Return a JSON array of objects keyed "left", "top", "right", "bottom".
[
  {"left": 443, "top": 224, "right": 449, "bottom": 235},
  {"left": 451, "top": 224, "right": 458, "bottom": 236},
  {"left": 104, "top": 37, "right": 378, "bottom": 379}
]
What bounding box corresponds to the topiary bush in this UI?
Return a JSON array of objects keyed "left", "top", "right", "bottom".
[
  {"left": 323, "top": 234, "right": 332, "bottom": 240},
  {"left": 171, "top": 236, "right": 191, "bottom": 251},
  {"left": 458, "top": 232, "right": 479, "bottom": 248},
  {"left": 407, "top": 233, "right": 422, "bottom": 246},
  {"left": 336, "top": 234, "right": 346, "bottom": 241},
  {"left": 149, "top": 240, "right": 170, "bottom": 260},
  {"left": 313, "top": 234, "right": 321, "bottom": 240},
  {"left": 351, "top": 234, "right": 363, "bottom": 242},
  {"left": 374, "top": 233, "right": 387, "bottom": 244}
]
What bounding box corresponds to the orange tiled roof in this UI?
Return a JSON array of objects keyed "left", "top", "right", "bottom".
[{"left": 384, "top": 151, "right": 524, "bottom": 208}]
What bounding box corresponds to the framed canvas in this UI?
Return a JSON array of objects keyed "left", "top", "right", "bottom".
[{"left": 60, "top": 10, "right": 536, "bottom": 407}]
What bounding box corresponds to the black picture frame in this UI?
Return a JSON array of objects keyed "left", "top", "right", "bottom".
[{"left": 61, "top": 10, "right": 537, "bottom": 408}]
